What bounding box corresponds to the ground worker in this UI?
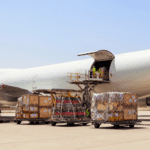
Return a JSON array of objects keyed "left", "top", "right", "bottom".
[
  {"left": 98, "top": 68, "right": 102, "bottom": 78},
  {"left": 86, "top": 108, "right": 90, "bottom": 118},
  {"left": 92, "top": 66, "right": 96, "bottom": 78}
]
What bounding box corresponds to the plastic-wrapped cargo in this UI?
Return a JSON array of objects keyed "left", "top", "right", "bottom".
[
  {"left": 15, "top": 103, "right": 23, "bottom": 119},
  {"left": 16, "top": 106, "right": 23, "bottom": 113},
  {"left": 17, "top": 97, "right": 23, "bottom": 107},
  {"left": 91, "top": 92, "right": 137, "bottom": 122}
]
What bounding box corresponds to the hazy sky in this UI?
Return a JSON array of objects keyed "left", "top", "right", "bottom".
[{"left": 0, "top": 0, "right": 150, "bottom": 68}]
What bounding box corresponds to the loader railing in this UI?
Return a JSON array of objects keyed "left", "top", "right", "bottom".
[
  {"left": 67, "top": 73, "right": 88, "bottom": 83},
  {"left": 67, "top": 70, "right": 109, "bottom": 83}
]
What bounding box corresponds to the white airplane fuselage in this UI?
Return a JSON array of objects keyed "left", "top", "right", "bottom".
[{"left": 1, "top": 49, "right": 150, "bottom": 98}]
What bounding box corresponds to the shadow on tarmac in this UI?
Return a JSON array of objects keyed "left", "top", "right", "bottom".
[
  {"left": 136, "top": 123, "right": 150, "bottom": 126},
  {"left": 90, "top": 125, "right": 146, "bottom": 130},
  {"left": 14, "top": 122, "right": 148, "bottom": 129},
  {"left": 15, "top": 122, "right": 50, "bottom": 126},
  {"left": 18, "top": 122, "right": 92, "bottom": 127},
  {"left": 55, "top": 124, "right": 92, "bottom": 127}
]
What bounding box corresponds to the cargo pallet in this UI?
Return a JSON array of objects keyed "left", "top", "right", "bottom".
[
  {"left": 92, "top": 120, "right": 141, "bottom": 128},
  {"left": 51, "top": 118, "right": 90, "bottom": 126},
  {"left": 14, "top": 118, "right": 51, "bottom": 124}
]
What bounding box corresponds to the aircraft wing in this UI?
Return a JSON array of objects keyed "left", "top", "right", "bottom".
[{"left": 0, "top": 84, "right": 31, "bottom": 98}]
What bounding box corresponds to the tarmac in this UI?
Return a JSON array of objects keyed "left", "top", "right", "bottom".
[{"left": 0, "top": 111, "right": 150, "bottom": 150}]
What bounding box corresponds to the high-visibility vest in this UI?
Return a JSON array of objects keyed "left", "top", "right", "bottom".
[
  {"left": 93, "top": 67, "right": 96, "bottom": 72},
  {"left": 98, "top": 69, "right": 102, "bottom": 74},
  {"left": 86, "top": 109, "right": 89, "bottom": 116}
]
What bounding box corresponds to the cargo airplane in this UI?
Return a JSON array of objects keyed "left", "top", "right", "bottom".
[{"left": 0, "top": 49, "right": 150, "bottom": 107}]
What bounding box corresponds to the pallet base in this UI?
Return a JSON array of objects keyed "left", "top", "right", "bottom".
[
  {"left": 92, "top": 120, "right": 141, "bottom": 128},
  {"left": 51, "top": 118, "right": 91, "bottom": 124},
  {"left": 92, "top": 120, "right": 141, "bottom": 125}
]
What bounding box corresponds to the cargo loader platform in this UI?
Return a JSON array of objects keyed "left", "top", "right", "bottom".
[
  {"left": 69, "top": 78, "right": 109, "bottom": 85},
  {"left": 33, "top": 88, "right": 83, "bottom": 94},
  {"left": 67, "top": 72, "right": 109, "bottom": 86}
]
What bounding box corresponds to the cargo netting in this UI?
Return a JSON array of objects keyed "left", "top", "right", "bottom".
[{"left": 52, "top": 95, "right": 88, "bottom": 121}]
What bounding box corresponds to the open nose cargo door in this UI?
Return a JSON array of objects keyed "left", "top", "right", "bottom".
[
  {"left": 78, "top": 50, "right": 115, "bottom": 81},
  {"left": 78, "top": 49, "right": 115, "bottom": 61}
]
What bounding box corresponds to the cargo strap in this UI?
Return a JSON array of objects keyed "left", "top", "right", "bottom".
[
  {"left": 76, "top": 97, "right": 82, "bottom": 104},
  {"left": 67, "top": 92, "right": 72, "bottom": 97},
  {"left": 60, "top": 96, "right": 64, "bottom": 120},
  {"left": 69, "top": 97, "right": 75, "bottom": 120},
  {"left": 50, "top": 94, "right": 56, "bottom": 106}
]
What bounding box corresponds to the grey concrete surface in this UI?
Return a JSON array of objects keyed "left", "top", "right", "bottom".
[{"left": 0, "top": 111, "right": 150, "bottom": 150}]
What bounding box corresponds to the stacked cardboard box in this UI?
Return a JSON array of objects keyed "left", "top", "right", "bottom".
[
  {"left": 124, "top": 94, "right": 137, "bottom": 120},
  {"left": 15, "top": 94, "right": 53, "bottom": 120},
  {"left": 39, "top": 96, "right": 53, "bottom": 118},
  {"left": 52, "top": 95, "right": 87, "bottom": 121},
  {"left": 22, "top": 95, "right": 39, "bottom": 119},
  {"left": 91, "top": 92, "right": 137, "bottom": 122}
]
